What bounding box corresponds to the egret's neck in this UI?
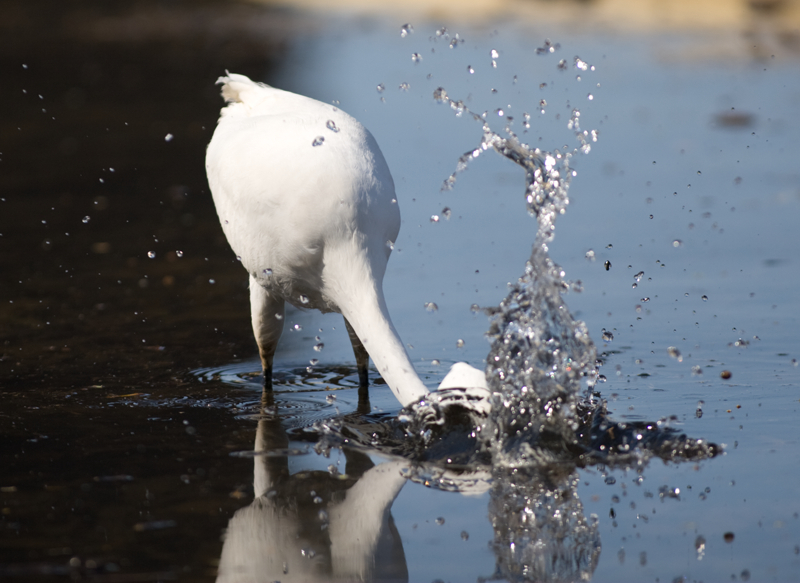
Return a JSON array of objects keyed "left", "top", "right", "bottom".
[{"left": 339, "top": 288, "right": 428, "bottom": 408}]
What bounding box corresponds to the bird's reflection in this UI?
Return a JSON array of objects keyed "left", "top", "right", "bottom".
[
  {"left": 218, "top": 389, "right": 615, "bottom": 583},
  {"left": 217, "top": 391, "right": 409, "bottom": 583}
]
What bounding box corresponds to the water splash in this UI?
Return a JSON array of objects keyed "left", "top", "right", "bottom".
[
  {"left": 314, "top": 41, "right": 717, "bottom": 480},
  {"left": 430, "top": 86, "right": 601, "bottom": 463}
]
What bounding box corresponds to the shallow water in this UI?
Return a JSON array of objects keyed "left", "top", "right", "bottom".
[{"left": 2, "top": 3, "right": 800, "bottom": 582}]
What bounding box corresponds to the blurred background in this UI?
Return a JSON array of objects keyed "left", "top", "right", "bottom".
[{"left": 2, "top": 0, "right": 798, "bottom": 388}]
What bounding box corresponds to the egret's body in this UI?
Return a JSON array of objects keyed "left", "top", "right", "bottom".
[{"left": 206, "top": 74, "right": 430, "bottom": 406}]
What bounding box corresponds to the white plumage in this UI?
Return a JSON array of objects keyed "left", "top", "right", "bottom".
[{"left": 206, "top": 73, "right": 487, "bottom": 408}]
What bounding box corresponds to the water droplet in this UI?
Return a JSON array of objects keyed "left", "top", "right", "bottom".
[
  {"left": 585, "top": 249, "right": 595, "bottom": 261},
  {"left": 604, "top": 260, "right": 611, "bottom": 271},
  {"left": 602, "top": 329, "right": 614, "bottom": 342},
  {"left": 720, "top": 370, "right": 732, "bottom": 379},
  {"left": 673, "top": 239, "right": 682, "bottom": 247},
  {"left": 467, "top": 65, "right": 474, "bottom": 74},
  {"left": 318, "top": 510, "right": 328, "bottom": 522},
  {"left": 557, "top": 59, "right": 568, "bottom": 71},
  {"left": 376, "top": 83, "right": 385, "bottom": 93},
  {"left": 424, "top": 302, "right": 438, "bottom": 312},
  {"left": 293, "top": 324, "right": 302, "bottom": 331},
  {"left": 263, "top": 268, "right": 273, "bottom": 276},
  {"left": 490, "top": 49, "right": 499, "bottom": 59},
  {"left": 433, "top": 87, "right": 448, "bottom": 103},
  {"left": 430, "top": 214, "right": 440, "bottom": 223},
  {"left": 456, "top": 339, "right": 465, "bottom": 348},
  {"left": 82, "top": 216, "right": 90, "bottom": 223},
  {"left": 411, "top": 52, "right": 422, "bottom": 63},
  {"left": 385, "top": 240, "right": 394, "bottom": 250},
  {"left": 641, "top": 297, "right": 650, "bottom": 302},
  {"left": 274, "top": 313, "right": 283, "bottom": 320},
  {"left": 208, "top": 279, "right": 215, "bottom": 284},
  {"left": 701, "top": 295, "right": 708, "bottom": 301},
  {"left": 470, "top": 304, "right": 480, "bottom": 313},
  {"left": 634, "top": 271, "right": 644, "bottom": 282},
  {"left": 164, "top": 133, "right": 173, "bottom": 142},
  {"left": 326, "top": 120, "right": 339, "bottom": 132},
  {"left": 605, "top": 476, "right": 616, "bottom": 485},
  {"left": 176, "top": 250, "right": 183, "bottom": 258},
  {"left": 236, "top": 255, "right": 242, "bottom": 262},
  {"left": 147, "top": 251, "right": 156, "bottom": 259},
  {"left": 431, "top": 359, "right": 441, "bottom": 365},
  {"left": 435, "top": 516, "right": 446, "bottom": 525},
  {"left": 587, "top": 93, "right": 594, "bottom": 101},
  {"left": 312, "top": 136, "right": 325, "bottom": 147},
  {"left": 313, "top": 343, "right": 324, "bottom": 352},
  {"left": 495, "top": 108, "right": 504, "bottom": 117},
  {"left": 299, "top": 294, "right": 309, "bottom": 304},
  {"left": 310, "top": 358, "right": 319, "bottom": 366},
  {"left": 441, "top": 207, "right": 452, "bottom": 220},
  {"left": 400, "top": 23, "right": 414, "bottom": 37},
  {"left": 399, "top": 82, "right": 410, "bottom": 92},
  {"left": 632, "top": 283, "right": 638, "bottom": 289},
  {"left": 692, "top": 365, "right": 702, "bottom": 375},
  {"left": 667, "top": 346, "right": 682, "bottom": 361},
  {"left": 461, "top": 530, "right": 469, "bottom": 540}
]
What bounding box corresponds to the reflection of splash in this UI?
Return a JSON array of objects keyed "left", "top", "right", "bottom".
[{"left": 488, "top": 467, "right": 600, "bottom": 583}]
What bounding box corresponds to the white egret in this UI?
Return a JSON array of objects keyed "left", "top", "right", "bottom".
[{"left": 206, "top": 73, "right": 487, "bottom": 407}]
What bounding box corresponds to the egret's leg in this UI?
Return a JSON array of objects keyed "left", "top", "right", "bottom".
[
  {"left": 250, "top": 275, "right": 285, "bottom": 391},
  {"left": 344, "top": 317, "right": 370, "bottom": 392}
]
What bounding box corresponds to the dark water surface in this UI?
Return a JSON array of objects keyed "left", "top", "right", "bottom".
[
  {"left": 3, "top": 2, "right": 800, "bottom": 582},
  {"left": 0, "top": 1, "right": 300, "bottom": 579}
]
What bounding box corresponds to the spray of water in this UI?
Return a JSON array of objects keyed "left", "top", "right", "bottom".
[{"left": 431, "top": 87, "right": 600, "bottom": 466}]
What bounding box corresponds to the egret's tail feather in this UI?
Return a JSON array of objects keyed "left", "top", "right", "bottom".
[{"left": 216, "top": 72, "right": 271, "bottom": 106}]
